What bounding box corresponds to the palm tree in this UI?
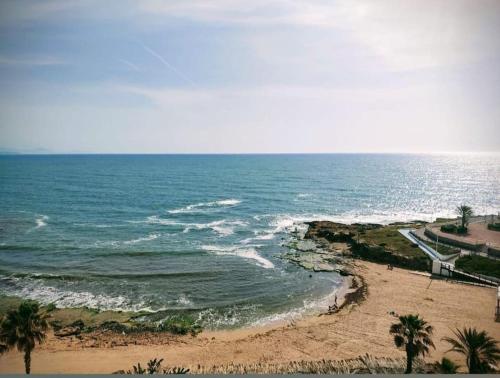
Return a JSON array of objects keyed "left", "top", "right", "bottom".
[
  {"left": 0, "top": 301, "right": 48, "bottom": 374},
  {"left": 455, "top": 205, "right": 473, "bottom": 230},
  {"left": 443, "top": 327, "right": 500, "bottom": 373},
  {"left": 0, "top": 316, "right": 7, "bottom": 356},
  {"left": 389, "top": 314, "right": 435, "bottom": 374}
]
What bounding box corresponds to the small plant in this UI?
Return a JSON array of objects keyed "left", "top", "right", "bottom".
[
  {"left": 158, "top": 314, "right": 202, "bottom": 336},
  {"left": 49, "top": 319, "right": 63, "bottom": 331},
  {"left": 118, "top": 358, "right": 189, "bottom": 375},
  {"left": 45, "top": 303, "right": 57, "bottom": 312},
  {"left": 433, "top": 357, "right": 459, "bottom": 373},
  {"left": 147, "top": 358, "right": 164, "bottom": 374},
  {"left": 164, "top": 367, "right": 190, "bottom": 374}
]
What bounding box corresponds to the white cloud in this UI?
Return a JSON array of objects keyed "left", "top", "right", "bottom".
[{"left": 138, "top": 0, "right": 500, "bottom": 71}]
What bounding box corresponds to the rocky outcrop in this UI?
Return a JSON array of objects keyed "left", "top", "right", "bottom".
[{"left": 54, "top": 326, "right": 81, "bottom": 337}]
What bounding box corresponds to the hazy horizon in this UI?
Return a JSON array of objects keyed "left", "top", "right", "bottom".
[{"left": 1, "top": 0, "right": 500, "bottom": 154}]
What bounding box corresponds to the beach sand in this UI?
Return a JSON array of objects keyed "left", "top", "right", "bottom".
[{"left": 0, "top": 261, "right": 498, "bottom": 373}]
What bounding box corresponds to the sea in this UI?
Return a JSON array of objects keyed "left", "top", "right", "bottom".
[{"left": 0, "top": 153, "right": 498, "bottom": 328}]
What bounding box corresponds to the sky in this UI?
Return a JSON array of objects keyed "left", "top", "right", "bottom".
[{"left": 0, "top": 0, "right": 499, "bottom": 154}]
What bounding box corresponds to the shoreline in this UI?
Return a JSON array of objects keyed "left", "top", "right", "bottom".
[
  {"left": 0, "top": 273, "right": 355, "bottom": 335},
  {"left": 1, "top": 260, "right": 498, "bottom": 373},
  {"left": 1, "top": 218, "right": 499, "bottom": 373}
]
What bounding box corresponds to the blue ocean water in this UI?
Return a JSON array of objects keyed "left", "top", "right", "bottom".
[{"left": 0, "top": 153, "right": 499, "bottom": 328}]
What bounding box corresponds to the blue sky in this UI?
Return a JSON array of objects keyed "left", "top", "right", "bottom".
[{"left": 0, "top": 0, "right": 499, "bottom": 153}]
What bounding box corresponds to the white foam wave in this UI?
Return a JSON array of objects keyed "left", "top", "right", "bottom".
[
  {"left": 168, "top": 199, "right": 241, "bottom": 214},
  {"left": 184, "top": 220, "right": 247, "bottom": 236},
  {"left": 144, "top": 216, "right": 181, "bottom": 226},
  {"left": 175, "top": 294, "right": 193, "bottom": 306},
  {"left": 201, "top": 245, "right": 274, "bottom": 269},
  {"left": 140, "top": 215, "right": 247, "bottom": 237},
  {"left": 295, "top": 193, "right": 313, "bottom": 201},
  {"left": 123, "top": 233, "right": 160, "bottom": 245},
  {"left": 261, "top": 210, "right": 457, "bottom": 235},
  {"left": 251, "top": 277, "right": 344, "bottom": 327},
  {"left": 0, "top": 277, "right": 146, "bottom": 312},
  {"left": 35, "top": 215, "right": 49, "bottom": 229}
]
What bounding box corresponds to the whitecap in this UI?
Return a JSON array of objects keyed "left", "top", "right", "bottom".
[
  {"left": 295, "top": 193, "right": 313, "bottom": 201},
  {"left": 145, "top": 215, "right": 182, "bottom": 226},
  {"left": 176, "top": 294, "right": 193, "bottom": 306},
  {"left": 123, "top": 233, "right": 160, "bottom": 245},
  {"left": 201, "top": 245, "right": 274, "bottom": 269},
  {"left": 167, "top": 199, "right": 241, "bottom": 214},
  {"left": 0, "top": 277, "right": 145, "bottom": 312},
  {"left": 184, "top": 220, "right": 247, "bottom": 237},
  {"left": 35, "top": 215, "right": 49, "bottom": 229}
]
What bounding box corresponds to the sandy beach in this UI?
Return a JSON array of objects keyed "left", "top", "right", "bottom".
[{"left": 1, "top": 260, "right": 498, "bottom": 374}]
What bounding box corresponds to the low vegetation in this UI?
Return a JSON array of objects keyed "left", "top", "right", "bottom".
[
  {"left": 455, "top": 255, "right": 500, "bottom": 279},
  {"left": 433, "top": 357, "right": 460, "bottom": 374},
  {"left": 114, "top": 358, "right": 189, "bottom": 375},
  {"left": 488, "top": 223, "right": 500, "bottom": 232},
  {"left": 348, "top": 226, "right": 430, "bottom": 271},
  {"left": 441, "top": 223, "right": 467, "bottom": 235},
  {"left": 189, "top": 355, "right": 428, "bottom": 374},
  {"left": 361, "top": 226, "right": 425, "bottom": 259}
]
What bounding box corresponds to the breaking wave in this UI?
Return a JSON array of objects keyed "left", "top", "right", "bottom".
[
  {"left": 168, "top": 199, "right": 241, "bottom": 214},
  {"left": 35, "top": 215, "right": 49, "bottom": 229},
  {"left": 201, "top": 245, "right": 274, "bottom": 269},
  {"left": 123, "top": 233, "right": 160, "bottom": 245}
]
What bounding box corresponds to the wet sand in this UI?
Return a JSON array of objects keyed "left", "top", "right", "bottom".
[{"left": 0, "top": 261, "right": 498, "bottom": 374}]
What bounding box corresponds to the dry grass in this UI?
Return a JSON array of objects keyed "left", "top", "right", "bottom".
[{"left": 190, "top": 354, "right": 427, "bottom": 374}]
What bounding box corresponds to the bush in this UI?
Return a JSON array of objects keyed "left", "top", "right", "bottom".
[
  {"left": 440, "top": 224, "right": 457, "bottom": 233},
  {"left": 49, "top": 319, "right": 63, "bottom": 331},
  {"left": 158, "top": 314, "right": 202, "bottom": 336},
  {"left": 440, "top": 224, "right": 467, "bottom": 235},
  {"left": 488, "top": 223, "right": 500, "bottom": 231},
  {"left": 455, "top": 255, "right": 500, "bottom": 279},
  {"left": 351, "top": 243, "right": 429, "bottom": 271},
  {"left": 45, "top": 303, "right": 57, "bottom": 312}
]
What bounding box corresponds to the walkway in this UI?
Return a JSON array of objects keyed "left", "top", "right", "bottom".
[{"left": 398, "top": 229, "right": 450, "bottom": 261}]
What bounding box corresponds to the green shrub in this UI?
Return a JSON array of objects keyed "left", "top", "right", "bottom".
[
  {"left": 440, "top": 224, "right": 457, "bottom": 233},
  {"left": 455, "top": 255, "right": 500, "bottom": 279},
  {"left": 49, "top": 319, "right": 63, "bottom": 331},
  {"left": 351, "top": 242, "right": 429, "bottom": 271},
  {"left": 456, "top": 226, "right": 467, "bottom": 234},
  {"left": 487, "top": 223, "right": 500, "bottom": 231},
  {"left": 158, "top": 314, "right": 202, "bottom": 336},
  {"left": 45, "top": 303, "right": 57, "bottom": 312}
]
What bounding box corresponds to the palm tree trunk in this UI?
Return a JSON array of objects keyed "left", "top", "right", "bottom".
[
  {"left": 405, "top": 346, "right": 413, "bottom": 374},
  {"left": 24, "top": 348, "right": 31, "bottom": 374}
]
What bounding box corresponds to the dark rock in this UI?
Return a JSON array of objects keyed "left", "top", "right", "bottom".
[{"left": 55, "top": 326, "right": 81, "bottom": 337}]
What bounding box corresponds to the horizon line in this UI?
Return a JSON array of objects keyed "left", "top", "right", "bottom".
[{"left": 1, "top": 151, "right": 499, "bottom": 156}]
